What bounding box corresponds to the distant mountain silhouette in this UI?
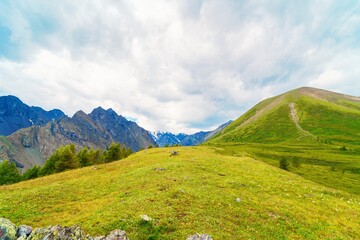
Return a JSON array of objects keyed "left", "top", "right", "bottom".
[{"left": 0, "top": 95, "right": 65, "bottom": 136}]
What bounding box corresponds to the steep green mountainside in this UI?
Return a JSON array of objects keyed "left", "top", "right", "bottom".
[
  {"left": 0, "top": 147, "right": 359, "bottom": 239},
  {"left": 208, "top": 87, "right": 360, "bottom": 145}
]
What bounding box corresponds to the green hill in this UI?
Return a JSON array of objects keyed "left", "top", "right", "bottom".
[
  {"left": 0, "top": 147, "right": 359, "bottom": 239},
  {"left": 205, "top": 87, "right": 360, "bottom": 196},
  {"left": 208, "top": 87, "right": 360, "bottom": 145}
]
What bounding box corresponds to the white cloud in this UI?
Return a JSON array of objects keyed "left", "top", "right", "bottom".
[
  {"left": 309, "top": 70, "right": 344, "bottom": 89},
  {"left": 0, "top": 0, "right": 359, "bottom": 133}
]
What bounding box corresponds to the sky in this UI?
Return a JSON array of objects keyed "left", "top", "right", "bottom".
[{"left": 0, "top": 0, "right": 359, "bottom": 133}]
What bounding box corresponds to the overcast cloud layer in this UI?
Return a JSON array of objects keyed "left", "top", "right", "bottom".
[{"left": 0, "top": 0, "right": 359, "bottom": 133}]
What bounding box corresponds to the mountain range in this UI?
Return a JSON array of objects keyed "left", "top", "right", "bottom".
[
  {"left": 150, "top": 120, "right": 232, "bottom": 147},
  {"left": 0, "top": 96, "right": 157, "bottom": 170}
]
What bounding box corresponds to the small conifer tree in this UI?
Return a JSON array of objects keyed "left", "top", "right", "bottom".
[
  {"left": 0, "top": 160, "right": 21, "bottom": 185},
  {"left": 22, "top": 165, "right": 40, "bottom": 180}
]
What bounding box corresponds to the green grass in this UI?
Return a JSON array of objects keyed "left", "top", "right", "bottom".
[
  {"left": 211, "top": 143, "right": 360, "bottom": 195},
  {"left": 219, "top": 104, "right": 300, "bottom": 143},
  {"left": 1, "top": 146, "right": 359, "bottom": 239},
  {"left": 209, "top": 88, "right": 360, "bottom": 146},
  {"left": 296, "top": 97, "right": 360, "bottom": 145}
]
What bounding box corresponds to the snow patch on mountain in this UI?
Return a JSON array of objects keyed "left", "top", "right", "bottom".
[{"left": 149, "top": 121, "right": 232, "bottom": 147}]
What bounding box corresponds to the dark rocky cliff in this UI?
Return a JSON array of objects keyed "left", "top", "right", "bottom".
[{"left": 0, "top": 96, "right": 65, "bottom": 136}]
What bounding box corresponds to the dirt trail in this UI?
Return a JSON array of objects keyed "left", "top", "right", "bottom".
[{"left": 289, "top": 103, "right": 316, "bottom": 139}]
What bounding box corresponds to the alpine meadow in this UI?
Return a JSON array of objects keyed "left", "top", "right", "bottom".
[{"left": 0, "top": 87, "right": 359, "bottom": 239}]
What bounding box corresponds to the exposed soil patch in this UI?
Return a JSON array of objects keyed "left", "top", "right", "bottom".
[{"left": 289, "top": 103, "right": 316, "bottom": 139}]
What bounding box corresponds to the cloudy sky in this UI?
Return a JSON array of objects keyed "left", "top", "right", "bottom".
[{"left": 0, "top": 0, "right": 359, "bottom": 133}]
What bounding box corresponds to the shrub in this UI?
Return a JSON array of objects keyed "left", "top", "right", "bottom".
[
  {"left": 279, "top": 158, "right": 290, "bottom": 171},
  {"left": 339, "top": 146, "right": 347, "bottom": 151}
]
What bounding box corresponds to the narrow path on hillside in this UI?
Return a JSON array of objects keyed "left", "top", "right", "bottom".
[{"left": 289, "top": 103, "right": 316, "bottom": 139}]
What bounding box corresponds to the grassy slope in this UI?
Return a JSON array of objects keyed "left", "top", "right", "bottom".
[
  {"left": 213, "top": 143, "right": 360, "bottom": 195},
  {"left": 1, "top": 147, "right": 359, "bottom": 239},
  {"left": 208, "top": 95, "right": 301, "bottom": 144},
  {"left": 209, "top": 88, "right": 360, "bottom": 146},
  {"left": 205, "top": 88, "right": 360, "bottom": 198},
  {"left": 296, "top": 96, "right": 360, "bottom": 144}
]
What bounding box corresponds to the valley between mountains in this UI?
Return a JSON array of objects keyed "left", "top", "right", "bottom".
[{"left": 0, "top": 87, "right": 359, "bottom": 239}]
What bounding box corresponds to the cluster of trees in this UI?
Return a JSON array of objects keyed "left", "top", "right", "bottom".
[
  {"left": 163, "top": 143, "right": 181, "bottom": 147},
  {"left": 0, "top": 142, "right": 132, "bottom": 185},
  {"left": 146, "top": 144, "right": 180, "bottom": 148}
]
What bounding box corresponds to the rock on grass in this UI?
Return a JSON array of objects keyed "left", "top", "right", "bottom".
[{"left": 0, "top": 218, "right": 17, "bottom": 240}]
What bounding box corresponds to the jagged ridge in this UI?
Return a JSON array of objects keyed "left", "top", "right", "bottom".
[{"left": 0, "top": 95, "right": 65, "bottom": 136}]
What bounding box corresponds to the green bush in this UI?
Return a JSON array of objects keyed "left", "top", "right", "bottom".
[
  {"left": 339, "top": 146, "right": 347, "bottom": 151},
  {"left": 279, "top": 158, "right": 290, "bottom": 171}
]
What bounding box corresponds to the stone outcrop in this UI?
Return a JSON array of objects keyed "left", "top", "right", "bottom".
[
  {"left": 186, "top": 233, "right": 213, "bottom": 240},
  {"left": 1, "top": 218, "right": 212, "bottom": 240},
  {"left": 0, "top": 218, "right": 129, "bottom": 240},
  {"left": 16, "top": 225, "right": 32, "bottom": 239},
  {"left": 0, "top": 218, "right": 17, "bottom": 240}
]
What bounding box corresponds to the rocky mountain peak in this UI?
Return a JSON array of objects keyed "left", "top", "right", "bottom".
[
  {"left": 0, "top": 95, "right": 23, "bottom": 107},
  {"left": 0, "top": 96, "right": 65, "bottom": 136},
  {"left": 106, "top": 108, "right": 118, "bottom": 117},
  {"left": 72, "top": 110, "right": 88, "bottom": 119},
  {"left": 90, "top": 106, "right": 106, "bottom": 114}
]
